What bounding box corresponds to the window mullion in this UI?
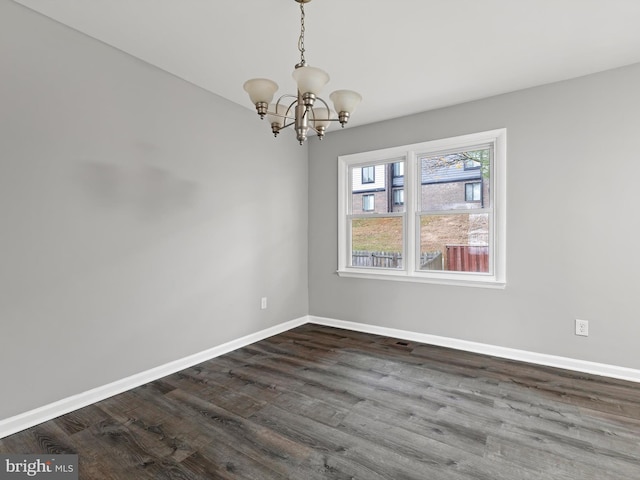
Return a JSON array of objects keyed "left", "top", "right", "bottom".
[{"left": 406, "top": 150, "right": 417, "bottom": 274}]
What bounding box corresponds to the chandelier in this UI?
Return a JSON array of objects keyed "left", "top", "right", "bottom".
[{"left": 243, "top": 0, "right": 361, "bottom": 145}]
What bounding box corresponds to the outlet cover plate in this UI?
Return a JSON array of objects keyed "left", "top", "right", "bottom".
[{"left": 575, "top": 319, "right": 589, "bottom": 336}]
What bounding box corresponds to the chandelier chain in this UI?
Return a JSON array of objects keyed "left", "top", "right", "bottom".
[{"left": 297, "top": 2, "right": 306, "bottom": 65}]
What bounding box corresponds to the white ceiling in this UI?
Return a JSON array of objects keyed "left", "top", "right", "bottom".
[{"left": 13, "top": 0, "right": 640, "bottom": 128}]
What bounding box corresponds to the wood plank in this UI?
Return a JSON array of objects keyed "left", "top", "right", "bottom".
[{"left": 1, "top": 324, "right": 639, "bottom": 479}]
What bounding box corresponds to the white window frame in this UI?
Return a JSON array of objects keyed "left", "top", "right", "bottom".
[{"left": 337, "top": 129, "right": 506, "bottom": 289}]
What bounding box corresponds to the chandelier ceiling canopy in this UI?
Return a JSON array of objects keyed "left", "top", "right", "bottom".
[{"left": 243, "top": 0, "right": 361, "bottom": 145}]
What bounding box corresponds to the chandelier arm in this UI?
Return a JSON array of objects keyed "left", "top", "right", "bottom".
[
  {"left": 263, "top": 95, "right": 297, "bottom": 129},
  {"left": 308, "top": 97, "right": 349, "bottom": 122},
  {"left": 307, "top": 107, "right": 320, "bottom": 133},
  {"left": 284, "top": 98, "right": 299, "bottom": 118},
  {"left": 275, "top": 94, "right": 298, "bottom": 106},
  {"left": 308, "top": 103, "right": 326, "bottom": 139},
  {"left": 314, "top": 97, "right": 332, "bottom": 118},
  {"left": 271, "top": 95, "right": 298, "bottom": 119},
  {"left": 266, "top": 113, "right": 296, "bottom": 122}
]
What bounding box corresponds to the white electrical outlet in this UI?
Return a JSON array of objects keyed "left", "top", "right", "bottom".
[
  {"left": 261, "top": 297, "right": 268, "bottom": 310},
  {"left": 575, "top": 319, "right": 589, "bottom": 337}
]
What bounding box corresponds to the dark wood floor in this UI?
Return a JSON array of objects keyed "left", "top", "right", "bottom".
[{"left": 2, "top": 324, "right": 640, "bottom": 479}]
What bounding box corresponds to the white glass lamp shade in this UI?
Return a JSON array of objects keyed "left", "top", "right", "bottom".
[
  {"left": 267, "top": 103, "right": 290, "bottom": 128},
  {"left": 243, "top": 78, "right": 278, "bottom": 105},
  {"left": 330, "top": 89, "right": 362, "bottom": 114},
  {"left": 312, "top": 107, "right": 332, "bottom": 130},
  {"left": 292, "top": 66, "right": 330, "bottom": 96}
]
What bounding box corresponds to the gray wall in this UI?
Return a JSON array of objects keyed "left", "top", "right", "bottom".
[
  {"left": 309, "top": 62, "right": 640, "bottom": 371},
  {"left": 0, "top": 1, "right": 308, "bottom": 420}
]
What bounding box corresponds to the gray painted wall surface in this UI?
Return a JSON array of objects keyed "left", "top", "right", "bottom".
[
  {"left": 309, "top": 62, "right": 640, "bottom": 371},
  {"left": 0, "top": 2, "right": 308, "bottom": 420}
]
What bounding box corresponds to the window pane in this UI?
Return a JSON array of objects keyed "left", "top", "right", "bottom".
[
  {"left": 351, "top": 217, "right": 403, "bottom": 269},
  {"left": 465, "top": 183, "right": 473, "bottom": 201},
  {"left": 362, "top": 166, "right": 375, "bottom": 183},
  {"left": 362, "top": 194, "right": 374, "bottom": 211},
  {"left": 465, "top": 182, "right": 482, "bottom": 202},
  {"left": 393, "top": 189, "right": 404, "bottom": 205},
  {"left": 420, "top": 148, "right": 490, "bottom": 211},
  {"left": 351, "top": 160, "right": 405, "bottom": 214},
  {"left": 419, "top": 213, "right": 489, "bottom": 272}
]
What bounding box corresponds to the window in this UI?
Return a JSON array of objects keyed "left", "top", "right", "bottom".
[
  {"left": 393, "top": 189, "right": 405, "bottom": 205},
  {"left": 338, "top": 129, "right": 506, "bottom": 288},
  {"left": 465, "top": 182, "right": 482, "bottom": 202},
  {"left": 362, "top": 194, "right": 375, "bottom": 212},
  {"left": 393, "top": 162, "right": 404, "bottom": 177},
  {"left": 362, "top": 166, "right": 375, "bottom": 183}
]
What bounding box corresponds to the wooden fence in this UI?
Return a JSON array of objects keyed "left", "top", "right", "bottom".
[
  {"left": 351, "top": 251, "right": 443, "bottom": 270},
  {"left": 446, "top": 245, "right": 489, "bottom": 272},
  {"left": 351, "top": 247, "right": 487, "bottom": 272},
  {"left": 420, "top": 251, "right": 443, "bottom": 270},
  {"left": 352, "top": 250, "right": 402, "bottom": 269}
]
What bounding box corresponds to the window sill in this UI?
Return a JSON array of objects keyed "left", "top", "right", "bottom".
[{"left": 336, "top": 269, "right": 506, "bottom": 289}]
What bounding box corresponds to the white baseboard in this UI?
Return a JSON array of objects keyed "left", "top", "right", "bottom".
[
  {"left": 0, "top": 316, "right": 308, "bottom": 439},
  {"left": 4, "top": 314, "right": 639, "bottom": 439},
  {"left": 309, "top": 316, "right": 640, "bottom": 384}
]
